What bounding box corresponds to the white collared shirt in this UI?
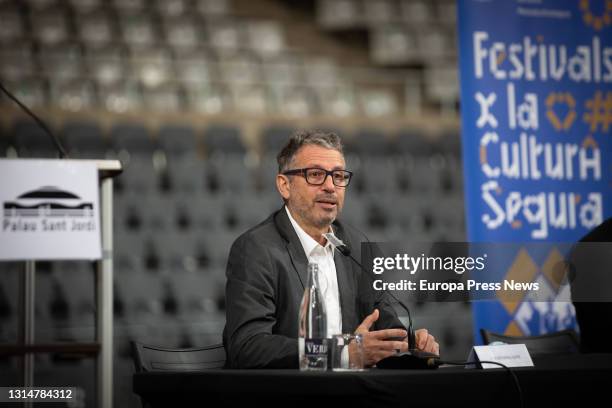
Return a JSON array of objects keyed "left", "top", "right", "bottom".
[{"left": 285, "top": 206, "right": 342, "bottom": 337}]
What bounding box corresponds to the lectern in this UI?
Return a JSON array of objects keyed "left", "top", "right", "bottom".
[{"left": 0, "top": 159, "right": 122, "bottom": 408}]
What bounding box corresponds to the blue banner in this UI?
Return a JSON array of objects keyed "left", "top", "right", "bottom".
[{"left": 457, "top": 0, "right": 612, "bottom": 342}]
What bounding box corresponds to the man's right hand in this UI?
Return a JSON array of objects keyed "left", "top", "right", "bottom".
[{"left": 353, "top": 309, "right": 408, "bottom": 367}]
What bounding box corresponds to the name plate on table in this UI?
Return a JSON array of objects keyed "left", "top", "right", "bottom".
[
  {"left": 0, "top": 159, "right": 101, "bottom": 260},
  {"left": 467, "top": 344, "right": 534, "bottom": 369}
]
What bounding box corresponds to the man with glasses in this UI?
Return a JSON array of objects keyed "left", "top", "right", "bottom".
[{"left": 223, "top": 130, "right": 438, "bottom": 368}]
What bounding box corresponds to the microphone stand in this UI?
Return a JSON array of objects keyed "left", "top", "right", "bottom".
[{"left": 330, "top": 238, "right": 441, "bottom": 369}]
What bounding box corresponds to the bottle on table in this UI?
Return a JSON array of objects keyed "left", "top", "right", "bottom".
[{"left": 298, "top": 262, "right": 328, "bottom": 371}]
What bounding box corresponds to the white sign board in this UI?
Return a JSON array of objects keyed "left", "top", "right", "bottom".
[
  {"left": 0, "top": 159, "right": 101, "bottom": 260},
  {"left": 467, "top": 344, "right": 534, "bottom": 369}
]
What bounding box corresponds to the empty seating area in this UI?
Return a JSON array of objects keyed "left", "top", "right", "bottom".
[
  {"left": 0, "top": 0, "right": 458, "bottom": 117},
  {"left": 315, "top": 0, "right": 459, "bottom": 111}
]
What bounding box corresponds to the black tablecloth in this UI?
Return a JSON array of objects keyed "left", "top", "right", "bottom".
[{"left": 133, "top": 353, "right": 612, "bottom": 407}]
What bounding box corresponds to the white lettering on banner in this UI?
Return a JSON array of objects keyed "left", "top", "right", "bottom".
[
  {"left": 480, "top": 132, "right": 500, "bottom": 178},
  {"left": 475, "top": 92, "right": 498, "bottom": 128},
  {"left": 473, "top": 32, "right": 612, "bottom": 83},
  {"left": 481, "top": 181, "right": 603, "bottom": 239},
  {"left": 474, "top": 31, "right": 489, "bottom": 79},
  {"left": 471, "top": 28, "right": 609, "bottom": 241},
  {"left": 480, "top": 134, "right": 602, "bottom": 181},
  {"left": 507, "top": 83, "right": 538, "bottom": 130}
]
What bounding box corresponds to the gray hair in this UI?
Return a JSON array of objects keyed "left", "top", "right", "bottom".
[{"left": 276, "top": 129, "right": 344, "bottom": 173}]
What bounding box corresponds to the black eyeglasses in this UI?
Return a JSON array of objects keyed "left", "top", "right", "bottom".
[{"left": 282, "top": 167, "right": 353, "bottom": 187}]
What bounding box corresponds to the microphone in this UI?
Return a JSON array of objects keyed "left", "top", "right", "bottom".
[
  {"left": 0, "top": 81, "right": 68, "bottom": 158},
  {"left": 324, "top": 233, "right": 440, "bottom": 368}
]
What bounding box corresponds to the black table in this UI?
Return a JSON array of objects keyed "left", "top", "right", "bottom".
[{"left": 133, "top": 353, "right": 612, "bottom": 407}]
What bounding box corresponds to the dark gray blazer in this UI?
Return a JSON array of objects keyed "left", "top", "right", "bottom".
[{"left": 223, "top": 207, "right": 404, "bottom": 368}]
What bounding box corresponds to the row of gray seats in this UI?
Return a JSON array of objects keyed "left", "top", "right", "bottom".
[
  {"left": 1, "top": 119, "right": 461, "bottom": 159},
  {"left": 0, "top": 264, "right": 225, "bottom": 330},
  {"left": 114, "top": 155, "right": 463, "bottom": 197},
  {"left": 113, "top": 191, "right": 464, "bottom": 233}
]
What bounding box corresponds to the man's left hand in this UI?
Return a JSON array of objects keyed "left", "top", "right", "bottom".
[{"left": 414, "top": 329, "right": 439, "bottom": 355}]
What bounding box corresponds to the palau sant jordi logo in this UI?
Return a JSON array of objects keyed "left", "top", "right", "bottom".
[{"left": 3, "top": 186, "right": 95, "bottom": 232}]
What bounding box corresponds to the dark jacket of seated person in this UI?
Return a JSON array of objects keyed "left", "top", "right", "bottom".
[
  {"left": 571, "top": 217, "right": 612, "bottom": 353},
  {"left": 222, "top": 207, "right": 404, "bottom": 368}
]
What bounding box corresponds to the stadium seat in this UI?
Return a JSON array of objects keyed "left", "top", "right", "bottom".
[
  {"left": 31, "top": 9, "right": 70, "bottom": 46},
  {"left": 98, "top": 80, "right": 144, "bottom": 113},
  {"left": 131, "top": 341, "right": 226, "bottom": 372},
  {"left": 120, "top": 13, "right": 158, "bottom": 49},
  {"left": 246, "top": 21, "right": 285, "bottom": 56},
  {"left": 157, "top": 124, "right": 198, "bottom": 158},
  {"left": 114, "top": 230, "right": 146, "bottom": 273},
  {"left": 261, "top": 54, "right": 302, "bottom": 87},
  {"left": 110, "top": 123, "right": 155, "bottom": 157},
  {"left": 0, "top": 126, "right": 13, "bottom": 157},
  {"left": 219, "top": 53, "right": 261, "bottom": 86},
  {"left": 394, "top": 129, "right": 434, "bottom": 158},
  {"left": 155, "top": 0, "right": 191, "bottom": 19},
  {"left": 86, "top": 47, "right": 126, "bottom": 87},
  {"left": 203, "top": 125, "right": 246, "bottom": 157},
  {"left": 194, "top": 0, "right": 230, "bottom": 16},
  {"left": 162, "top": 156, "right": 206, "bottom": 194},
  {"left": 168, "top": 271, "right": 222, "bottom": 317},
  {"left": 410, "top": 158, "right": 439, "bottom": 194},
  {"left": 261, "top": 125, "right": 297, "bottom": 155},
  {"left": 111, "top": 0, "right": 148, "bottom": 12},
  {"left": 229, "top": 84, "right": 269, "bottom": 115},
  {"left": 345, "top": 128, "right": 389, "bottom": 157},
  {"left": 400, "top": 0, "right": 432, "bottom": 24},
  {"left": 69, "top": 0, "right": 106, "bottom": 13},
  {"left": 38, "top": 42, "right": 85, "bottom": 82},
  {"left": 363, "top": 0, "right": 396, "bottom": 25},
  {"left": 175, "top": 54, "right": 216, "bottom": 86},
  {"left": 185, "top": 83, "right": 231, "bottom": 114},
  {"left": 359, "top": 157, "right": 395, "bottom": 195},
  {"left": 206, "top": 19, "right": 242, "bottom": 52},
  {"left": 129, "top": 47, "right": 173, "bottom": 89},
  {"left": 12, "top": 119, "right": 59, "bottom": 158},
  {"left": 207, "top": 155, "right": 255, "bottom": 194},
  {"left": 61, "top": 120, "right": 107, "bottom": 159},
  {"left": 190, "top": 194, "right": 225, "bottom": 231},
  {"left": 116, "top": 156, "right": 158, "bottom": 195},
  {"left": 480, "top": 329, "right": 580, "bottom": 356},
  {"left": 164, "top": 17, "right": 201, "bottom": 52},
  {"left": 0, "top": 45, "right": 37, "bottom": 82},
  {"left": 115, "top": 270, "right": 163, "bottom": 319},
  {"left": 75, "top": 8, "right": 115, "bottom": 47},
  {"left": 340, "top": 196, "right": 367, "bottom": 228},
  {"left": 0, "top": 265, "right": 19, "bottom": 325},
  {"left": 142, "top": 86, "right": 182, "bottom": 113},
  {"left": 0, "top": 7, "right": 24, "bottom": 43},
  {"left": 53, "top": 262, "right": 96, "bottom": 326},
  {"left": 360, "top": 89, "right": 398, "bottom": 118},
  {"left": 317, "top": 0, "right": 362, "bottom": 29},
  {"left": 152, "top": 230, "right": 198, "bottom": 273}
]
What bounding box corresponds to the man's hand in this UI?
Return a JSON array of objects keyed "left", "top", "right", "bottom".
[
  {"left": 414, "top": 328, "right": 440, "bottom": 355},
  {"left": 353, "top": 309, "right": 409, "bottom": 367}
]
